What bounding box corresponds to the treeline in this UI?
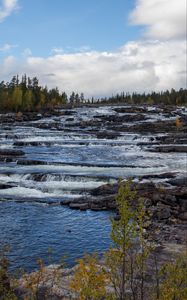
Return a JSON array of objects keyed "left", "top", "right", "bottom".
[
  {"left": 0, "top": 75, "right": 85, "bottom": 112},
  {"left": 100, "top": 88, "right": 187, "bottom": 106},
  {"left": 0, "top": 75, "right": 69, "bottom": 112},
  {"left": 0, "top": 74, "right": 186, "bottom": 112}
]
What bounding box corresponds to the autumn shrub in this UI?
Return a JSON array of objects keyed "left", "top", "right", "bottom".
[
  {"left": 157, "top": 252, "right": 187, "bottom": 300},
  {"left": 70, "top": 253, "right": 108, "bottom": 300},
  {"left": 0, "top": 247, "right": 17, "bottom": 300}
]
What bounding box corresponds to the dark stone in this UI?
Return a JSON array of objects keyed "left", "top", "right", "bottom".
[
  {"left": 17, "top": 160, "right": 47, "bottom": 165},
  {"left": 178, "top": 198, "right": 187, "bottom": 210},
  {"left": 150, "top": 145, "right": 187, "bottom": 153},
  {"left": 0, "top": 183, "right": 15, "bottom": 189},
  {"left": 168, "top": 177, "right": 187, "bottom": 187},
  {"left": 91, "top": 183, "right": 118, "bottom": 196},
  {"left": 156, "top": 206, "right": 171, "bottom": 220},
  {"left": 178, "top": 212, "right": 187, "bottom": 221},
  {"left": 69, "top": 203, "right": 89, "bottom": 210},
  {"left": 0, "top": 149, "right": 25, "bottom": 156}
]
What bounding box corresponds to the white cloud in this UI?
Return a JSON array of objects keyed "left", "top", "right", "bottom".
[
  {"left": 22, "top": 48, "right": 32, "bottom": 57},
  {"left": 0, "top": 43, "right": 17, "bottom": 52},
  {"left": 51, "top": 47, "right": 64, "bottom": 55},
  {"left": 129, "top": 0, "right": 186, "bottom": 40},
  {"left": 0, "top": 0, "right": 19, "bottom": 22},
  {"left": 51, "top": 45, "right": 91, "bottom": 55},
  {"left": 1, "top": 40, "right": 185, "bottom": 97}
]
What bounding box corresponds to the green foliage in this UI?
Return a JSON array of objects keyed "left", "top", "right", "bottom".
[
  {"left": 0, "top": 75, "right": 69, "bottom": 112},
  {"left": 100, "top": 88, "right": 187, "bottom": 106}
]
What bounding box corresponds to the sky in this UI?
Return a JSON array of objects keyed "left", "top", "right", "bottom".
[{"left": 0, "top": 0, "right": 186, "bottom": 97}]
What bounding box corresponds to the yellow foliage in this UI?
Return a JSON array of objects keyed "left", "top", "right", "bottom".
[
  {"left": 158, "top": 252, "right": 187, "bottom": 300},
  {"left": 70, "top": 254, "right": 107, "bottom": 300},
  {"left": 175, "top": 117, "right": 183, "bottom": 129}
]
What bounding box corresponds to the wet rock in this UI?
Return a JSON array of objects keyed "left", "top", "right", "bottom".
[
  {"left": 140, "top": 172, "right": 178, "bottom": 180},
  {"left": 150, "top": 145, "right": 187, "bottom": 153},
  {"left": 62, "top": 110, "right": 77, "bottom": 115},
  {"left": 114, "top": 107, "right": 148, "bottom": 114},
  {"left": 17, "top": 159, "right": 47, "bottom": 165},
  {"left": 0, "top": 183, "right": 15, "bottom": 189},
  {"left": 0, "top": 149, "right": 25, "bottom": 156},
  {"left": 69, "top": 203, "right": 89, "bottom": 210},
  {"left": 65, "top": 117, "right": 74, "bottom": 122},
  {"left": 96, "top": 131, "right": 118, "bottom": 139},
  {"left": 91, "top": 183, "right": 118, "bottom": 196},
  {"left": 90, "top": 204, "right": 107, "bottom": 211},
  {"left": 168, "top": 176, "right": 187, "bottom": 186}
]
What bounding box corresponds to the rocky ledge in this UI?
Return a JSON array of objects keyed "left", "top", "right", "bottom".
[{"left": 61, "top": 177, "right": 187, "bottom": 222}]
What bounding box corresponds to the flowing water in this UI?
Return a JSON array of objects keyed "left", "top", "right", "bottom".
[{"left": 0, "top": 105, "right": 186, "bottom": 271}]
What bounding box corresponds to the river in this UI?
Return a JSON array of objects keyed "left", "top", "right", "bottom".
[{"left": 0, "top": 105, "right": 186, "bottom": 271}]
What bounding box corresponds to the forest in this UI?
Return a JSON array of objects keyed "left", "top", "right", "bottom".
[{"left": 0, "top": 75, "right": 186, "bottom": 112}]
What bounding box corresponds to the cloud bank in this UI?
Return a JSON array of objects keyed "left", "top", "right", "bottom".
[
  {"left": 1, "top": 40, "right": 185, "bottom": 97},
  {"left": 0, "top": 0, "right": 18, "bottom": 22}
]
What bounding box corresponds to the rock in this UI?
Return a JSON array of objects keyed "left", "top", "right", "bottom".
[
  {"left": 60, "top": 200, "right": 72, "bottom": 206},
  {"left": 113, "top": 107, "right": 148, "bottom": 114},
  {"left": 96, "top": 132, "right": 118, "bottom": 139},
  {"left": 17, "top": 159, "right": 47, "bottom": 165},
  {"left": 150, "top": 145, "right": 187, "bottom": 153},
  {"left": 140, "top": 172, "right": 177, "bottom": 180},
  {"left": 156, "top": 206, "right": 171, "bottom": 220},
  {"left": 152, "top": 193, "right": 162, "bottom": 204},
  {"left": 178, "top": 212, "right": 187, "bottom": 221},
  {"left": 91, "top": 183, "right": 118, "bottom": 196},
  {"left": 0, "top": 183, "right": 15, "bottom": 189},
  {"left": 178, "top": 198, "right": 187, "bottom": 210},
  {"left": 162, "top": 194, "right": 177, "bottom": 206},
  {"left": 90, "top": 204, "right": 107, "bottom": 211},
  {"left": 66, "top": 117, "right": 74, "bottom": 122},
  {"left": 0, "top": 149, "right": 25, "bottom": 156},
  {"left": 69, "top": 203, "right": 89, "bottom": 210},
  {"left": 168, "top": 176, "right": 187, "bottom": 186}
]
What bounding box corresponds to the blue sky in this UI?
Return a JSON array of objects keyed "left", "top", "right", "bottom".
[
  {"left": 0, "top": 0, "right": 140, "bottom": 56},
  {"left": 0, "top": 0, "right": 186, "bottom": 96}
]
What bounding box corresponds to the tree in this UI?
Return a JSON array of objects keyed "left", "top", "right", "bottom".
[
  {"left": 69, "top": 92, "right": 75, "bottom": 105},
  {"left": 22, "top": 89, "right": 33, "bottom": 111},
  {"left": 105, "top": 180, "right": 137, "bottom": 300},
  {"left": 11, "top": 86, "right": 23, "bottom": 112},
  {"left": 105, "top": 180, "right": 151, "bottom": 300}
]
